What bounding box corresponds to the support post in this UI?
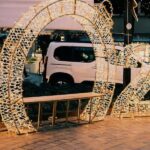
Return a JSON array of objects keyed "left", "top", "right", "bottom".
[
  {"left": 37, "top": 103, "right": 41, "bottom": 129},
  {"left": 52, "top": 101, "right": 57, "bottom": 126},
  {"left": 66, "top": 100, "right": 70, "bottom": 123},
  {"left": 123, "top": 0, "right": 134, "bottom": 88},
  {"left": 89, "top": 98, "right": 93, "bottom": 123},
  {"left": 77, "top": 99, "right": 81, "bottom": 124}
]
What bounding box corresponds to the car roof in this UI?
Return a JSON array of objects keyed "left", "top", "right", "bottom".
[{"left": 47, "top": 42, "right": 124, "bottom": 56}]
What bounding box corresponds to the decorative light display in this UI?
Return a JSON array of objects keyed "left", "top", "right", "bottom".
[
  {"left": 0, "top": 0, "right": 115, "bottom": 134},
  {"left": 112, "top": 43, "right": 150, "bottom": 117},
  {"left": 0, "top": 0, "right": 149, "bottom": 134}
]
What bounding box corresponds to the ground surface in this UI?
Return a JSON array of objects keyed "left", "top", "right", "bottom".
[{"left": 0, "top": 117, "right": 150, "bottom": 150}]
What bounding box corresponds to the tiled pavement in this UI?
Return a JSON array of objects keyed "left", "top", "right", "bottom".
[{"left": 0, "top": 117, "right": 150, "bottom": 150}]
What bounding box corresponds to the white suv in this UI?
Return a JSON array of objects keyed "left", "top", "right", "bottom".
[{"left": 44, "top": 42, "right": 139, "bottom": 85}]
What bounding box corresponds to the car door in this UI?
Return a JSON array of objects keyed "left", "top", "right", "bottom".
[
  {"left": 46, "top": 46, "right": 73, "bottom": 79},
  {"left": 71, "top": 46, "right": 96, "bottom": 83}
]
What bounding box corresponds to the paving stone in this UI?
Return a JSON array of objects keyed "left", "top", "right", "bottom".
[{"left": 0, "top": 117, "right": 150, "bottom": 150}]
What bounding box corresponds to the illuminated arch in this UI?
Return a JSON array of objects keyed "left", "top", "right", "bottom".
[
  {"left": 0, "top": 0, "right": 116, "bottom": 134},
  {"left": 0, "top": 0, "right": 149, "bottom": 134}
]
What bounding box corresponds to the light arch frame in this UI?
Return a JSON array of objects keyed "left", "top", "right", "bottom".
[{"left": 0, "top": 0, "right": 116, "bottom": 134}]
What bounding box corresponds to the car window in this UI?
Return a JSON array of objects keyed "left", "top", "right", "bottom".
[
  {"left": 72, "top": 47, "right": 95, "bottom": 63},
  {"left": 54, "top": 46, "right": 95, "bottom": 63},
  {"left": 54, "top": 46, "right": 73, "bottom": 61}
]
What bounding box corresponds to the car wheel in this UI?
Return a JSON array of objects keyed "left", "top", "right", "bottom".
[{"left": 50, "top": 77, "right": 73, "bottom": 86}]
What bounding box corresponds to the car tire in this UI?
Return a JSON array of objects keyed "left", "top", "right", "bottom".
[{"left": 50, "top": 76, "right": 74, "bottom": 86}]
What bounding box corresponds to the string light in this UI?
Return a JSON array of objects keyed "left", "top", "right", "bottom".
[{"left": 0, "top": 0, "right": 149, "bottom": 134}]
